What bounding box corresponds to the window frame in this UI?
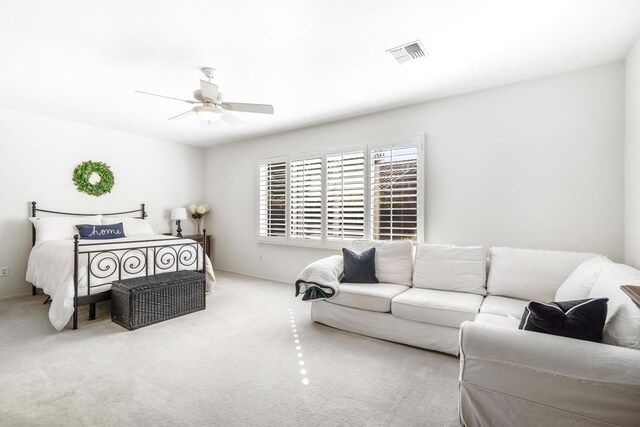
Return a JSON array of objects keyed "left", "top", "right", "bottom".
[
  {"left": 255, "top": 134, "right": 424, "bottom": 248},
  {"left": 368, "top": 134, "right": 424, "bottom": 243},
  {"left": 323, "top": 143, "right": 368, "bottom": 249},
  {"left": 287, "top": 151, "right": 326, "bottom": 248},
  {"left": 256, "top": 155, "right": 289, "bottom": 244}
]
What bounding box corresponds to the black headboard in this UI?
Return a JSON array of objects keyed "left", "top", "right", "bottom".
[{"left": 30, "top": 201, "right": 147, "bottom": 247}]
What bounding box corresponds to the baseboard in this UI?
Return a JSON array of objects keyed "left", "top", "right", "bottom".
[
  {"left": 2, "top": 270, "right": 291, "bottom": 299},
  {"left": 214, "top": 267, "right": 290, "bottom": 285},
  {"left": 0, "top": 291, "right": 32, "bottom": 300}
]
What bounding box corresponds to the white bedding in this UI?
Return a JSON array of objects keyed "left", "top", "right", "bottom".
[{"left": 26, "top": 234, "right": 216, "bottom": 331}]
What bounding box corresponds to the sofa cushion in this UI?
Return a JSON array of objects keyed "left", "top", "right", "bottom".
[
  {"left": 353, "top": 240, "right": 413, "bottom": 286},
  {"left": 588, "top": 264, "right": 640, "bottom": 350},
  {"left": 391, "top": 288, "right": 483, "bottom": 328},
  {"left": 328, "top": 282, "right": 409, "bottom": 313},
  {"left": 486, "top": 247, "right": 599, "bottom": 302},
  {"left": 341, "top": 248, "right": 378, "bottom": 283},
  {"left": 555, "top": 256, "right": 612, "bottom": 301},
  {"left": 519, "top": 298, "right": 609, "bottom": 343},
  {"left": 480, "top": 295, "right": 529, "bottom": 319},
  {"left": 474, "top": 313, "right": 520, "bottom": 329},
  {"left": 413, "top": 244, "right": 486, "bottom": 295}
]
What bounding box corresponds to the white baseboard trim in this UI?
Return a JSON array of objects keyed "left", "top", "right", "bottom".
[
  {"left": 0, "top": 291, "right": 32, "bottom": 300},
  {"left": 214, "top": 267, "right": 290, "bottom": 285},
  {"left": 2, "top": 270, "right": 291, "bottom": 299}
]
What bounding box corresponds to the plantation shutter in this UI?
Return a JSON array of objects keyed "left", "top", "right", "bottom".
[
  {"left": 258, "top": 159, "right": 287, "bottom": 239},
  {"left": 326, "top": 150, "right": 366, "bottom": 241},
  {"left": 290, "top": 156, "right": 323, "bottom": 241},
  {"left": 370, "top": 145, "right": 419, "bottom": 241}
]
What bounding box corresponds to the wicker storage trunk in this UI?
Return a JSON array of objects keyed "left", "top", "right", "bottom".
[{"left": 111, "top": 270, "right": 206, "bottom": 330}]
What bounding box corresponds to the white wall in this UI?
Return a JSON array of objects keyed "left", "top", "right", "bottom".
[
  {"left": 0, "top": 108, "right": 204, "bottom": 298},
  {"left": 204, "top": 62, "right": 625, "bottom": 283},
  {"left": 625, "top": 37, "right": 640, "bottom": 269}
]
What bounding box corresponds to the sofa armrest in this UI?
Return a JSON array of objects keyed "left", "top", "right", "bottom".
[{"left": 459, "top": 321, "right": 640, "bottom": 427}]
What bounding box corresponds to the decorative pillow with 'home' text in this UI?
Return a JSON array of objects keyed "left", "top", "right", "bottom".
[{"left": 76, "top": 223, "right": 126, "bottom": 240}]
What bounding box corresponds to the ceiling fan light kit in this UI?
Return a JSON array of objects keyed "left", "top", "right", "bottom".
[
  {"left": 194, "top": 105, "right": 223, "bottom": 122},
  {"left": 135, "top": 67, "right": 274, "bottom": 125}
]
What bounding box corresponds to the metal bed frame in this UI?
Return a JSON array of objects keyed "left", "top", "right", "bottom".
[{"left": 30, "top": 202, "right": 207, "bottom": 329}]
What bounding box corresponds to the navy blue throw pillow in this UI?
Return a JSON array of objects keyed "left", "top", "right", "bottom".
[
  {"left": 518, "top": 298, "right": 608, "bottom": 343},
  {"left": 341, "top": 248, "right": 378, "bottom": 283},
  {"left": 76, "top": 223, "right": 126, "bottom": 240}
]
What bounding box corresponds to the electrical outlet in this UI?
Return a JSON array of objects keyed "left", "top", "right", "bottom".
[{"left": 0, "top": 267, "right": 8, "bottom": 277}]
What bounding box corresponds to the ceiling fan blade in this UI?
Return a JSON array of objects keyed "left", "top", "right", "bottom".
[
  {"left": 135, "top": 91, "right": 197, "bottom": 104},
  {"left": 200, "top": 80, "right": 219, "bottom": 101},
  {"left": 221, "top": 111, "right": 245, "bottom": 127},
  {"left": 221, "top": 102, "right": 274, "bottom": 114},
  {"left": 169, "top": 110, "right": 195, "bottom": 120}
]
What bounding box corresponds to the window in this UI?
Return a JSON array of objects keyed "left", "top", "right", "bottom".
[
  {"left": 257, "top": 134, "right": 422, "bottom": 246},
  {"left": 289, "top": 157, "right": 323, "bottom": 241},
  {"left": 370, "top": 145, "right": 419, "bottom": 241},
  {"left": 258, "top": 159, "right": 287, "bottom": 239},
  {"left": 326, "top": 150, "right": 366, "bottom": 241}
]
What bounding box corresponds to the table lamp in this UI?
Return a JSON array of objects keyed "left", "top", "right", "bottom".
[{"left": 171, "top": 208, "right": 188, "bottom": 238}]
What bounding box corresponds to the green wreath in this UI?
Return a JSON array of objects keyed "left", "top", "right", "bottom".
[{"left": 72, "top": 161, "right": 115, "bottom": 196}]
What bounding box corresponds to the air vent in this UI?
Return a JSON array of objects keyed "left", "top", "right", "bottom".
[{"left": 387, "top": 40, "right": 427, "bottom": 64}]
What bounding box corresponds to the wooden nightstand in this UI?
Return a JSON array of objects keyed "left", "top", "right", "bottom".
[{"left": 163, "top": 233, "right": 212, "bottom": 260}]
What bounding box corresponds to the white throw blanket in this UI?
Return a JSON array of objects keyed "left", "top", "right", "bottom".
[{"left": 295, "top": 255, "right": 343, "bottom": 301}]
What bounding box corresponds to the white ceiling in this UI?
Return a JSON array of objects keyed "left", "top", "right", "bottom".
[{"left": 0, "top": 0, "right": 639, "bottom": 147}]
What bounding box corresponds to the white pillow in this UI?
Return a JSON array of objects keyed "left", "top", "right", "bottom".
[
  {"left": 486, "top": 247, "right": 599, "bottom": 302},
  {"left": 103, "top": 217, "right": 155, "bottom": 236},
  {"left": 588, "top": 263, "right": 640, "bottom": 350},
  {"left": 555, "top": 256, "right": 612, "bottom": 301},
  {"left": 413, "top": 244, "right": 486, "bottom": 295},
  {"left": 352, "top": 240, "right": 413, "bottom": 285},
  {"left": 29, "top": 215, "right": 103, "bottom": 246}
]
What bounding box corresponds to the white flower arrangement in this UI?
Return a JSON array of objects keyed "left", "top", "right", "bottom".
[
  {"left": 189, "top": 202, "right": 210, "bottom": 234},
  {"left": 189, "top": 203, "right": 210, "bottom": 219}
]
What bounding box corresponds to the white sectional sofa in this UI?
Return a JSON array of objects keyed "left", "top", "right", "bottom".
[
  {"left": 311, "top": 241, "right": 600, "bottom": 355},
  {"left": 305, "top": 240, "right": 640, "bottom": 426}
]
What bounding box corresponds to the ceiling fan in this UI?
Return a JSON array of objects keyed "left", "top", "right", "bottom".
[{"left": 135, "top": 67, "right": 274, "bottom": 125}]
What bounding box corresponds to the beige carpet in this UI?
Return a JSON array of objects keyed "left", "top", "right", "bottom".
[{"left": 0, "top": 272, "right": 459, "bottom": 426}]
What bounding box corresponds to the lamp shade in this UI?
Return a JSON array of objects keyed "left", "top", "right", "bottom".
[{"left": 171, "top": 208, "right": 187, "bottom": 220}]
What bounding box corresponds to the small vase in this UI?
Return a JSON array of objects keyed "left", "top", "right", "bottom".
[{"left": 196, "top": 218, "right": 202, "bottom": 235}]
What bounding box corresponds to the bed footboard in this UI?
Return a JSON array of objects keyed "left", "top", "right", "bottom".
[{"left": 72, "top": 230, "right": 208, "bottom": 330}]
